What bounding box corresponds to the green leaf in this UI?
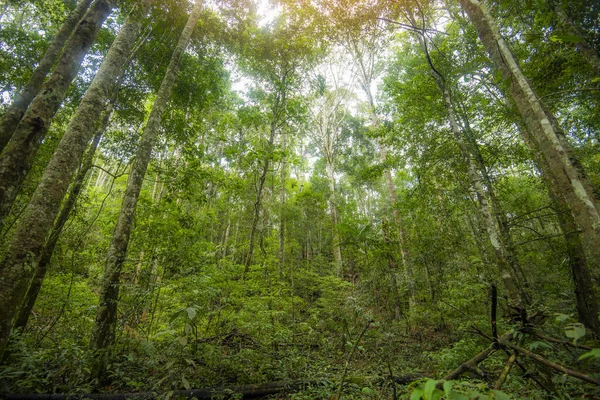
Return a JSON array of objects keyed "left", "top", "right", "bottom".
[
  {"left": 443, "top": 380, "right": 454, "bottom": 397},
  {"left": 592, "top": 77, "right": 600, "bottom": 83},
  {"left": 492, "top": 389, "right": 511, "bottom": 400},
  {"left": 184, "top": 323, "right": 193, "bottom": 335},
  {"left": 182, "top": 376, "right": 191, "bottom": 390},
  {"left": 186, "top": 307, "right": 196, "bottom": 320},
  {"left": 549, "top": 34, "right": 583, "bottom": 43},
  {"left": 361, "top": 387, "right": 375, "bottom": 394},
  {"left": 565, "top": 323, "right": 586, "bottom": 343},
  {"left": 554, "top": 313, "right": 572, "bottom": 323},
  {"left": 424, "top": 379, "right": 437, "bottom": 400},
  {"left": 178, "top": 336, "right": 188, "bottom": 346},
  {"left": 448, "top": 392, "right": 469, "bottom": 400},
  {"left": 410, "top": 387, "right": 424, "bottom": 400},
  {"left": 529, "top": 341, "right": 552, "bottom": 351},
  {"left": 578, "top": 348, "right": 600, "bottom": 362}
]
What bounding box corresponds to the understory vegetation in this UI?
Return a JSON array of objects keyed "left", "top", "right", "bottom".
[{"left": 0, "top": 0, "right": 599, "bottom": 398}]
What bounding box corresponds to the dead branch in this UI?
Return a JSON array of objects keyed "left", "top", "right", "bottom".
[
  {"left": 498, "top": 340, "right": 600, "bottom": 386},
  {"left": 494, "top": 352, "right": 517, "bottom": 390}
]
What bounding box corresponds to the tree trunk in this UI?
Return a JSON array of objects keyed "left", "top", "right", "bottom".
[
  {"left": 0, "top": 0, "right": 93, "bottom": 151},
  {"left": 89, "top": 0, "right": 201, "bottom": 380},
  {"left": 412, "top": 28, "right": 528, "bottom": 306},
  {"left": 521, "top": 129, "right": 600, "bottom": 336},
  {"left": 325, "top": 158, "right": 343, "bottom": 276},
  {"left": 0, "top": 4, "right": 144, "bottom": 359},
  {"left": 245, "top": 123, "right": 277, "bottom": 272},
  {"left": 12, "top": 106, "right": 110, "bottom": 333},
  {"left": 0, "top": 0, "right": 115, "bottom": 228},
  {"left": 278, "top": 133, "right": 287, "bottom": 277},
  {"left": 458, "top": 0, "right": 600, "bottom": 273}
]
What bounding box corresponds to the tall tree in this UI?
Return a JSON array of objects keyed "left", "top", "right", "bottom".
[
  {"left": 90, "top": 0, "right": 202, "bottom": 379},
  {"left": 403, "top": 9, "right": 529, "bottom": 306},
  {"left": 0, "top": 1, "right": 145, "bottom": 360},
  {"left": 458, "top": 0, "right": 600, "bottom": 273},
  {"left": 0, "top": 0, "right": 116, "bottom": 228},
  {"left": 0, "top": 0, "right": 93, "bottom": 151},
  {"left": 12, "top": 104, "right": 112, "bottom": 333},
  {"left": 309, "top": 82, "right": 352, "bottom": 276}
]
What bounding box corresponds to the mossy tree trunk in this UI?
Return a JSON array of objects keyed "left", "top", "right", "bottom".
[
  {"left": 458, "top": 0, "right": 600, "bottom": 273},
  {"left": 0, "top": 0, "right": 116, "bottom": 228},
  {"left": 0, "top": 2, "right": 143, "bottom": 360},
  {"left": 12, "top": 105, "right": 111, "bottom": 333},
  {"left": 0, "top": 0, "right": 93, "bottom": 151}
]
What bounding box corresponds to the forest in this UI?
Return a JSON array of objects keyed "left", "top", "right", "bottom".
[{"left": 0, "top": 0, "right": 599, "bottom": 398}]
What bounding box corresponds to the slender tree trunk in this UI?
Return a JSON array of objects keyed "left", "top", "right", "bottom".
[
  {"left": 0, "top": 0, "right": 93, "bottom": 151},
  {"left": 0, "top": 4, "right": 144, "bottom": 359},
  {"left": 325, "top": 158, "right": 343, "bottom": 276},
  {"left": 360, "top": 61, "right": 411, "bottom": 306},
  {"left": 89, "top": 0, "right": 201, "bottom": 380},
  {"left": 245, "top": 123, "right": 276, "bottom": 272},
  {"left": 458, "top": 0, "right": 600, "bottom": 272},
  {"left": 382, "top": 218, "right": 403, "bottom": 320},
  {"left": 278, "top": 133, "right": 287, "bottom": 277},
  {"left": 412, "top": 27, "right": 528, "bottom": 306},
  {"left": 12, "top": 106, "right": 110, "bottom": 332},
  {"left": 0, "top": 0, "right": 116, "bottom": 228},
  {"left": 552, "top": 185, "right": 600, "bottom": 337}
]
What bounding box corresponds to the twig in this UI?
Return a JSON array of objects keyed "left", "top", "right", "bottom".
[
  {"left": 443, "top": 344, "right": 496, "bottom": 381},
  {"left": 540, "top": 87, "right": 600, "bottom": 99},
  {"left": 377, "top": 18, "right": 449, "bottom": 36},
  {"left": 441, "top": 300, "right": 490, "bottom": 340}
]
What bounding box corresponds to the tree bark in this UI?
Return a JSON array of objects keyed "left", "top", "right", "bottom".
[
  {"left": 12, "top": 106, "right": 111, "bottom": 333},
  {"left": 520, "top": 128, "right": 600, "bottom": 336},
  {"left": 0, "top": 3, "right": 144, "bottom": 359},
  {"left": 0, "top": 0, "right": 93, "bottom": 151},
  {"left": 458, "top": 0, "right": 600, "bottom": 273},
  {"left": 90, "top": 0, "right": 201, "bottom": 380},
  {"left": 0, "top": 0, "right": 116, "bottom": 228}
]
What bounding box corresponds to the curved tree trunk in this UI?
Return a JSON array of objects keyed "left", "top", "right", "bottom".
[
  {"left": 245, "top": 125, "right": 275, "bottom": 273},
  {"left": 90, "top": 0, "right": 202, "bottom": 380},
  {"left": 458, "top": 0, "right": 600, "bottom": 274},
  {"left": 410, "top": 26, "right": 528, "bottom": 306},
  {"left": 0, "top": 0, "right": 93, "bottom": 151},
  {"left": 0, "top": 0, "right": 116, "bottom": 228}
]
